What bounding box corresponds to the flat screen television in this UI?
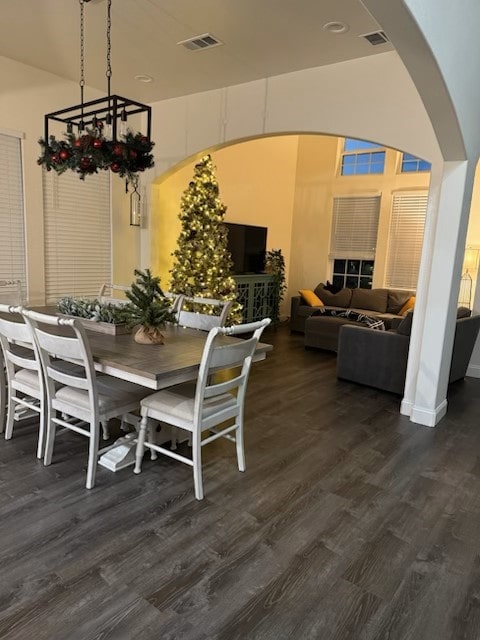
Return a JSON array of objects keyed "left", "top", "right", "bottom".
[{"left": 225, "top": 222, "right": 267, "bottom": 274}]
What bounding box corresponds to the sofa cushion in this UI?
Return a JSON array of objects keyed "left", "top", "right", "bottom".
[
  {"left": 350, "top": 288, "right": 388, "bottom": 313},
  {"left": 299, "top": 289, "right": 324, "bottom": 307},
  {"left": 400, "top": 296, "right": 416, "bottom": 315},
  {"left": 314, "top": 284, "right": 352, "bottom": 308},
  {"left": 396, "top": 310, "right": 414, "bottom": 336},
  {"left": 387, "top": 290, "right": 414, "bottom": 314}
]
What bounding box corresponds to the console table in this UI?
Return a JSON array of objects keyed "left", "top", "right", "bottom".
[{"left": 234, "top": 274, "right": 277, "bottom": 323}]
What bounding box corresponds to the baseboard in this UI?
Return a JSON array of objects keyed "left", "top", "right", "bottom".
[
  {"left": 466, "top": 363, "right": 480, "bottom": 378},
  {"left": 400, "top": 398, "right": 413, "bottom": 416},
  {"left": 410, "top": 399, "right": 448, "bottom": 427}
]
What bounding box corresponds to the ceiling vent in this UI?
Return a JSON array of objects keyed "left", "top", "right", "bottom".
[
  {"left": 361, "top": 31, "right": 389, "bottom": 46},
  {"left": 177, "top": 33, "right": 223, "bottom": 51}
]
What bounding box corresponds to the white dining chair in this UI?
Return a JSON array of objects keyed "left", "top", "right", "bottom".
[
  {"left": 134, "top": 317, "right": 271, "bottom": 500},
  {"left": 23, "top": 309, "right": 151, "bottom": 489},
  {"left": 0, "top": 279, "right": 23, "bottom": 306},
  {"left": 0, "top": 304, "right": 46, "bottom": 457},
  {"left": 178, "top": 295, "right": 232, "bottom": 331},
  {"left": 98, "top": 283, "right": 131, "bottom": 306},
  {"left": 163, "top": 292, "right": 184, "bottom": 321}
]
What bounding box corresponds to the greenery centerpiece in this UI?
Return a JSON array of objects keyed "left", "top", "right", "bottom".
[
  {"left": 124, "top": 269, "right": 177, "bottom": 345},
  {"left": 58, "top": 296, "right": 131, "bottom": 327}
]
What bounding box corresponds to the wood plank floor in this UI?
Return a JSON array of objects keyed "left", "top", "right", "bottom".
[{"left": 1, "top": 326, "right": 480, "bottom": 639}]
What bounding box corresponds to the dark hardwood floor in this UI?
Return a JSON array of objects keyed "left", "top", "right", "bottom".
[{"left": 1, "top": 326, "right": 480, "bottom": 639}]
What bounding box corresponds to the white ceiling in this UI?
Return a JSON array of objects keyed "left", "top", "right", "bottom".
[{"left": 0, "top": 0, "right": 392, "bottom": 104}]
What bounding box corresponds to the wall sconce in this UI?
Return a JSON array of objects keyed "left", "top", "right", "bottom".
[
  {"left": 463, "top": 247, "right": 479, "bottom": 274},
  {"left": 459, "top": 246, "right": 480, "bottom": 308},
  {"left": 130, "top": 179, "right": 141, "bottom": 227}
]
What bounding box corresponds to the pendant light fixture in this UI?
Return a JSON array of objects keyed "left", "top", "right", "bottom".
[{"left": 38, "top": 0, "right": 154, "bottom": 185}]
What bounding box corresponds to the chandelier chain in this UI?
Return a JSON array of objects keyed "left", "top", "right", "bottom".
[
  {"left": 106, "top": 0, "right": 112, "bottom": 98},
  {"left": 79, "top": 0, "right": 85, "bottom": 117}
]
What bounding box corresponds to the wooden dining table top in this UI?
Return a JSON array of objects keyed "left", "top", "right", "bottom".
[{"left": 30, "top": 307, "right": 273, "bottom": 390}]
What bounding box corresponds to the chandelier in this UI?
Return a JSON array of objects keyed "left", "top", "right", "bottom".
[{"left": 37, "top": 0, "right": 154, "bottom": 186}]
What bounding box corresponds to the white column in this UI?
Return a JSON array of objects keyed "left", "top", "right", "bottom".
[{"left": 406, "top": 161, "right": 475, "bottom": 426}]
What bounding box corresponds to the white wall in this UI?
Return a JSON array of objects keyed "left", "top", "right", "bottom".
[{"left": 149, "top": 51, "right": 441, "bottom": 177}]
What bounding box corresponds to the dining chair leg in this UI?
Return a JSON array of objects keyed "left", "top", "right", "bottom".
[
  {"left": 43, "top": 409, "right": 56, "bottom": 466},
  {"left": 147, "top": 419, "right": 158, "bottom": 460},
  {"left": 134, "top": 414, "right": 148, "bottom": 474},
  {"left": 235, "top": 419, "right": 246, "bottom": 472},
  {"left": 86, "top": 423, "right": 99, "bottom": 489},
  {"left": 170, "top": 426, "right": 177, "bottom": 450},
  {"left": 101, "top": 420, "right": 109, "bottom": 441},
  {"left": 192, "top": 434, "right": 203, "bottom": 500},
  {"left": 4, "top": 393, "right": 16, "bottom": 440},
  {"left": 0, "top": 366, "right": 5, "bottom": 434},
  {"left": 36, "top": 397, "right": 45, "bottom": 460}
]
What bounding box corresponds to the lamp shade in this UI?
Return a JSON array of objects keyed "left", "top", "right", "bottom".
[{"left": 463, "top": 247, "right": 479, "bottom": 273}]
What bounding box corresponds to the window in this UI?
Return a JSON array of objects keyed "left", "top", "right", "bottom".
[
  {"left": 332, "top": 259, "right": 374, "bottom": 290},
  {"left": 401, "top": 153, "right": 431, "bottom": 173},
  {"left": 0, "top": 132, "right": 26, "bottom": 303},
  {"left": 341, "top": 138, "right": 385, "bottom": 175},
  {"left": 43, "top": 170, "right": 111, "bottom": 304},
  {"left": 385, "top": 191, "right": 428, "bottom": 290},
  {"left": 330, "top": 195, "right": 381, "bottom": 289}
]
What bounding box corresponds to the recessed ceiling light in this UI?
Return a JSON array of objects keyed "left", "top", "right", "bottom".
[
  {"left": 323, "top": 21, "right": 349, "bottom": 34},
  {"left": 134, "top": 74, "right": 153, "bottom": 83}
]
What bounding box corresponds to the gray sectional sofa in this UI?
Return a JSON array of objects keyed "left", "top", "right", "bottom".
[
  {"left": 336, "top": 309, "right": 480, "bottom": 394},
  {"left": 290, "top": 284, "right": 414, "bottom": 352}
]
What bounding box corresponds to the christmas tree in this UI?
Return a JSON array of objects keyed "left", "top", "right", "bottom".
[{"left": 170, "top": 154, "right": 242, "bottom": 323}]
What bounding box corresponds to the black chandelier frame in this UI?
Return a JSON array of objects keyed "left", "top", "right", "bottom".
[{"left": 43, "top": 94, "right": 152, "bottom": 145}]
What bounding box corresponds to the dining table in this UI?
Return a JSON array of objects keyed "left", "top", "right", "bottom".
[
  {"left": 32, "top": 307, "right": 273, "bottom": 390},
  {"left": 86, "top": 323, "right": 273, "bottom": 389}
]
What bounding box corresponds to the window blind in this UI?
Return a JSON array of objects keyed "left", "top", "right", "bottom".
[
  {"left": 330, "top": 195, "right": 381, "bottom": 259},
  {"left": 385, "top": 191, "right": 428, "bottom": 290},
  {"left": 0, "top": 133, "right": 26, "bottom": 303},
  {"left": 43, "top": 170, "right": 111, "bottom": 304}
]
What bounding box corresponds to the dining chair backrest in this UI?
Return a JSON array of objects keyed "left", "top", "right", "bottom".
[
  {"left": 194, "top": 318, "right": 271, "bottom": 427},
  {"left": 178, "top": 296, "right": 232, "bottom": 331},
  {"left": 0, "top": 280, "right": 23, "bottom": 306},
  {"left": 22, "top": 310, "right": 98, "bottom": 419},
  {"left": 98, "top": 283, "right": 130, "bottom": 306},
  {"left": 163, "top": 292, "right": 184, "bottom": 321},
  {"left": 0, "top": 304, "right": 39, "bottom": 380}
]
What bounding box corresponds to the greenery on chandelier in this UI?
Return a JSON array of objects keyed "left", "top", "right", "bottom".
[
  {"left": 265, "top": 248, "right": 287, "bottom": 326},
  {"left": 169, "top": 154, "right": 242, "bottom": 324},
  {"left": 38, "top": 125, "right": 154, "bottom": 184}
]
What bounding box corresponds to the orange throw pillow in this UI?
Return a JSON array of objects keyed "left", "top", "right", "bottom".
[
  {"left": 399, "top": 296, "right": 415, "bottom": 315},
  {"left": 299, "top": 289, "right": 324, "bottom": 307}
]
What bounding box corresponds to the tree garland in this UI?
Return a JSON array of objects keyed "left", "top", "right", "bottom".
[{"left": 37, "top": 126, "right": 154, "bottom": 184}]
